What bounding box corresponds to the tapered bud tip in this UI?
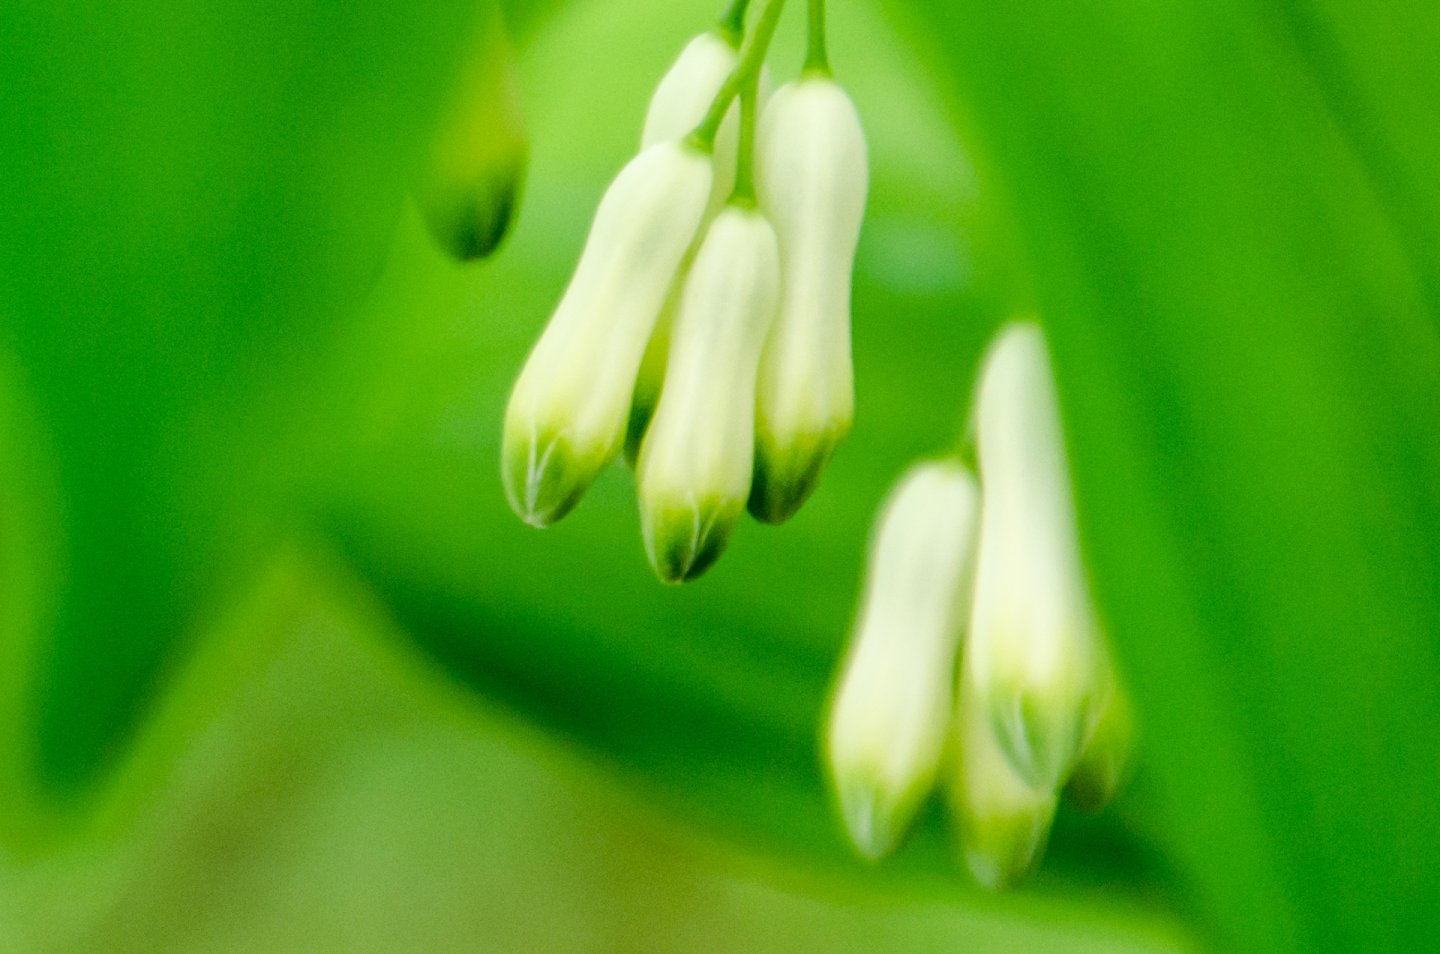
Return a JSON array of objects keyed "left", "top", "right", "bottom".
[
  {"left": 986, "top": 680, "right": 1094, "bottom": 792},
  {"left": 641, "top": 494, "right": 737, "bottom": 584},
  {"left": 959, "top": 803, "right": 1055, "bottom": 890},
  {"left": 419, "top": 160, "right": 524, "bottom": 261},
  {"left": 501, "top": 423, "right": 595, "bottom": 528},
  {"left": 748, "top": 428, "right": 842, "bottom": 524},
  {"left": 835, "top": 776, "right": 906, "bottom": 861}
]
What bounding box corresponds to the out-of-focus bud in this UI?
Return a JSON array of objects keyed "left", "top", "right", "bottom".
[
  {"left": 825, "top": 461, "right": 980, "bottom": 860},
  {"left": 948, "top": 671, "right": 1058, "bottom": 890},
  {"left": 502, "top": 142, "right": 713, "bottom": 527},
  {"left": 965, "top": 322, "right": 1103, "bottom": 791},
  {"left": 636, "top": 205, "right": 779, "bottom": 582},
  {"left": 750, "top": 76, "right": 868, "bottom": 524},
  {"left": 1064, "top": 671, "right": 1134, "bottom": 813},
  {"left": 415, "top": 4, "right": 528, "bottom": 261}
]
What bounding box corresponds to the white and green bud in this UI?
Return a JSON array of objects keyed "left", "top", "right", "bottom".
[
  {"left": 948, "top": 670, "right": 1058, "bottom": 890},
  {"left": 503, "top": 141, "right": 713, "bottom": 527},
  {"left": 636, "top": 204, "right": 780, "bottom": 582},
  {"left": 751, "top": 76, "right": 868, "bottom": 524},
  {"left": 965, "top": 322, "right": 1103, "bottom": 791},
  {"left": 825, "top": 461, "right": 980, "bottom": 860},
  {"left": 641, "top": 31, "right": 742, "bottom": 209},
  {"left": 628, "top": 34, "right": 771, "bottom": 462}
]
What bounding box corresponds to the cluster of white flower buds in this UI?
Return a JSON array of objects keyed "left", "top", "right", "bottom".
[
  {"left": 502, "top": 0, "right": 868, "bottom": 583},
  {"left": 825, "top": 322, "right": 1134, "bottom": 888}
]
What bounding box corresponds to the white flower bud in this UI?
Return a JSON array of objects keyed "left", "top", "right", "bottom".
[
  {"left": 628, "top": 36, "right": 771, "bottom": 463},
  {"left": 948, "top": 671, "right": 1058, "bottom": 890},
  {"left": 825, "top": 461, "right": 979, "bottom": 860},
  {"left": 636, "top": 205, "right": 779, "bottom": 583},
  {"left": 503, "top": 141, "right": 713, "bottom": 527},
  {"left": 751, "top": 77, "right": 868, "bottom": 524},
  {"left": 641, "top": 31, "right": 741, "bottom": 209},
  {"left": 965, "top": 322, "right": 1103, "bottom": 790}
]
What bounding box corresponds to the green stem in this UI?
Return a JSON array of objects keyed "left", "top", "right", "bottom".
[
  {"left": 717, "top": 0, "right": 753, "bottom": 45},
  {"left": 731, "top": 72, "right": 761, "bottom": 203},
  {"left": 805, "top": 0, "right": 829, "bottom": 74},
  {"left": 688, "top": 0, "right": 787, "bottom": 151}
]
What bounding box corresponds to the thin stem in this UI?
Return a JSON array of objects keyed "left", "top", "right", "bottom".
[
  {"left": 689, "top": 0, "right": 788, "bottom": 151},
  {"left": 805, "top": 0, "right": 830, "bottom": 74},
  {"left": 731, "top": 72, "right": 761, "bottom": 203},
  {"left": 717, "top": 0, "right": 753, "bottom": 45}
]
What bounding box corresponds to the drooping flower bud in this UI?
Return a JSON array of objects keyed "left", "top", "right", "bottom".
[
  {"left": 641, "top": 31, "right": 742, "bottom": 206},
  {"left": 502, "top": 141, "right": 713, "bottom": 527},
  {"left": 965, "top": 322, "right": 1103, "bottom": 791},
  {"left": 415, "top": 4, "right": 527, "bottom": 261},
  {"left": 825, "top": 461, "right": 979, "bottom": 860},
  {"left": 750, "top": 76, "right": 868, "bottom": 524},
  {"left": 948, "top": 670, "right": 1058, "bottom": 890},
  {"left": 627, "top": 34, "right": 771, "bottom": 464},
  {"left": 636, "top": 204, "right": 779, "bottom": 582}
]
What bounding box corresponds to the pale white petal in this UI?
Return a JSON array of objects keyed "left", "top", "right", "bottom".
[
  {"left": 503, "top": 142, "right": 713, "bottom": 526},
  {"left": 637, "top": 205, "right": 779, "bottom": 582},
  {"left": 752, "top": 77, "right": 868, "bottom": 523},
  {"left": 826, "top": 461, "right": 979, "bottom": 859},
  {"left": 966, "top": 322, "right": 1103, "bottom": 789}
]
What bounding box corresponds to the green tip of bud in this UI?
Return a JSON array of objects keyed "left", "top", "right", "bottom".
[
  {"left": 957, "top": 800, "right": 1056, "bottom": 890},
  {"left": 502, "top": 426, "right": 595, "bottom": 528},
  {"left": 986, "top": 681, "right": 1092, "bottom": 793},
  {"left": 642, "top": 496, "right": 736, "bottom": 584},
  {"left": 748, "top": 431, "right": 838, "bottom": 524},
  {"left": 835, "top": 777, "right": 906, "bottom": 861},
  {"left": 418, "top": 163, "right": 524, "bottom": 261}
]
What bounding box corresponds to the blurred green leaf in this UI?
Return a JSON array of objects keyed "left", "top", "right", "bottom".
[{"left": 0, "top": 0, "right": 484, "bottom": 833}]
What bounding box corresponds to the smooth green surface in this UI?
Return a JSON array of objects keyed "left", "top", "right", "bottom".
[{"left": 1, "top": 0, "right": 1436, "bottom": 949}]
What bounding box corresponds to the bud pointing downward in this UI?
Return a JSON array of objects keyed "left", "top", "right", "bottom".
[
  {"left": 628, "top": 33, "right": 769, "bottom": 463},
  {"left": 965, "top": 322, "right": 1102, "bottom": 790},
  {"left": 502, "top": 141, "right": 713, "bottom": 527},
  {"left": 636, "top": 205, "right": 780, "bottom": 583},
  {"left": 825, "top": 461, "right": 979, "bottom": 859},
  {"left": 751, "top": 77, "right": 868, "bottom": 523},
  {"left": 949, "top": 668, "right": 1058, "bottom": 889}
]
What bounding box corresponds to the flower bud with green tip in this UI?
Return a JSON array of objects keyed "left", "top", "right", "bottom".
[
  {"left": 750, "top": 75, "right": 868, "bottom": 524},
  {"left": 965, "top": 321, "right": 1103, "bottom": 791},
  {"left": 825, "top": 461, "right": 980, "bottom": 860},
  {"left": 502, "top": 141, "right": 713, "bottom": 527},
  {"left": 948, "top": 669, "right": 1058, "bottom": 890},
  {"left": 636, "top": 203, "right": 780, "bottom": 582},
  {"left": 415, "top": 4, "right": 528, "bottom": 261},
  {"left": 627, "top": 34, "right": 773, "bottom": 464},
  {"left": 1064, "top": 671, "right": 1135, "bottom": 813}
]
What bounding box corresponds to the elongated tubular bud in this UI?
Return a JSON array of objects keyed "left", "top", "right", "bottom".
[
  {"left": 416, "top": 4, "right": 528, "bottom": 261},
  {"left": 825, "top": 461, "right": 980, "bottom": 860},
  {"left": 636, "top": 205, "right": 780, "bottom": 583},
  {"left": 627, "top": 39, "right": 772, "bottom": 464},
  {"left": 965, "top": 322, "right": 1103, "bottom": 791},
  {"left": 502, "top": 142, "right": 713, "bottom": 527},
  {"left": 948, "top": 668, "right": 1058, "bottom": 890},
  {"left": 751, "top": 76, "right": 868, "bottom": 524}
]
